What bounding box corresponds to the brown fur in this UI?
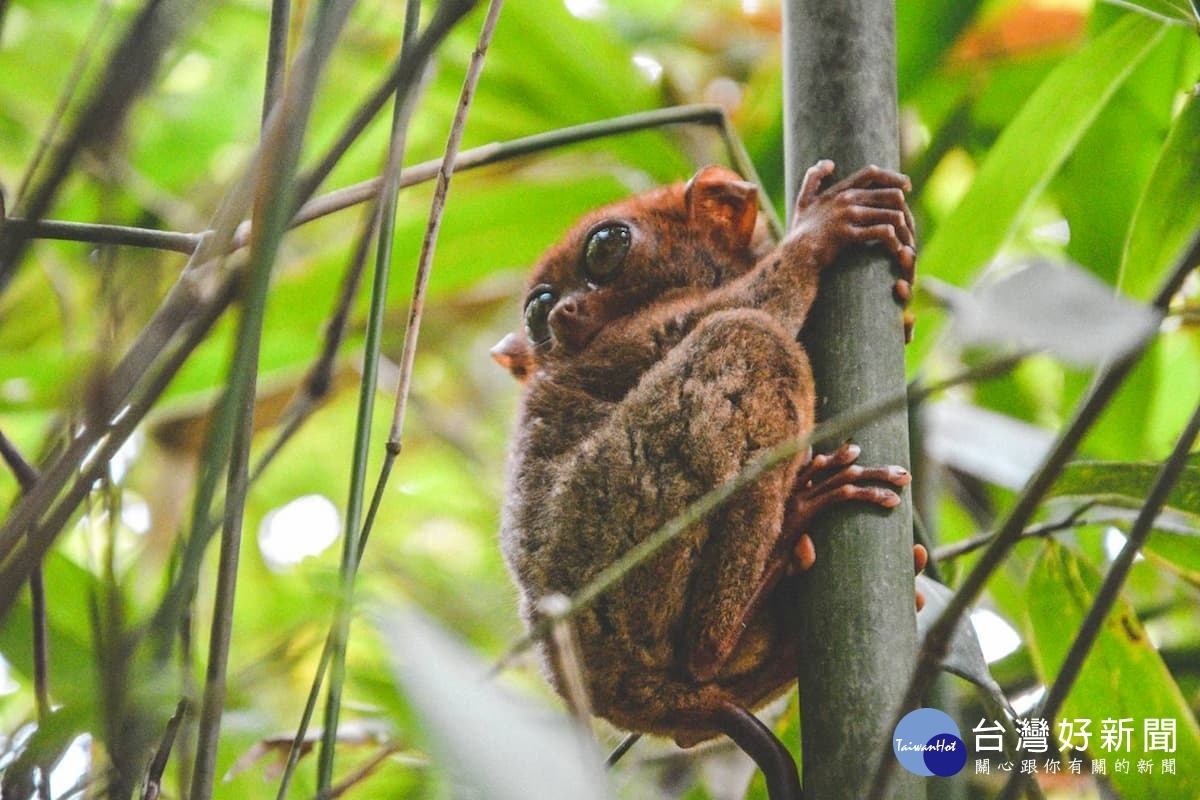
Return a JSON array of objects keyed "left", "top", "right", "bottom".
[{"left": 497, "top": 163, "right": 915, "bottom": 746}]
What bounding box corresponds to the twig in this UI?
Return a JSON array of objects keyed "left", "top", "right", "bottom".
[
  {"left": 490, "top": 354, "right": 1025, "bottom": 674},
  {"left": 604, "top": 733, "right": 641, "bottom": 768},
  {"left": 189, "top": 6, "right": 355, "bottom": 799},
  {"left": 291, "top": 0, "right": 479, "bottom": 207},
  {"left": 143, "top": 699, "right": 189, "bottom": 800},
  {"left": 263, "top": 0, "right": 290, "bottom": 124},
  {"left": 313, "top": 742, "right": 405, "bottom": 800},
  {"left": 386, "top": 0, "right": 505, "bottom": 451},
  {"left": 931, "top": 501, "right": 1098, "bottom": 562},
  {"left": 5, "top": 105, "right": 749, "bottom": 259},
  {"left": 0, "top": 0, "right": 196, "bottom": 292},
  {"left": 0, "top": 218, "right": 204, "bottom": 254},
  {"left": 13, "top": 1, "right": 113, "bottom": 205},
  {"left": 0, "top": 431, "right": 51, "bottom": 800},
  {"left": 315, "top": 0, "right": 437, "bottom": 790},
  {"left": 999, "top": 397, "right": 1200, "bottom": 800},
  {"left": 867, "top": 226, "right": 1200, "bottom": 800}
]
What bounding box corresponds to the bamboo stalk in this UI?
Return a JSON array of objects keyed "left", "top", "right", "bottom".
[{"left": 782, "top": 2, "right": 921, "bottom": 796}]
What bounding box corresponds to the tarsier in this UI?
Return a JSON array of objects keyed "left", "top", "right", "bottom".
[{"left": 492, "top": 160, "right": 922, "bottom": 800}]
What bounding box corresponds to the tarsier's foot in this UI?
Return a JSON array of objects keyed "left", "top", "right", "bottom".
[
  {"left": 785, "top": 444, "right": 929, "bottom": 610},
  {"left": 794, "top": 160, "right": 918, "bottom": 342},
  {"left": 783, "top": 442, "right": 911, "bottom": 576}
]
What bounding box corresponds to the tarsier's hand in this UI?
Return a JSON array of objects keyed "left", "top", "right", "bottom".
[{"left": 791, "top": 160, "right": 917, "bottom": 342}]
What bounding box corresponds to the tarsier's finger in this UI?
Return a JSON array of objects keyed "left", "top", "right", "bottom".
[
  {"left": 838, "top": 186, "right": 911, "bottom": 212},
  {"left": 896, "top": 238, "right": 916, "bottom": 286},
  {"left": 795, "top": 159, "right": 836, "bottom": 210},
  {"left": 840, "top": 222, "right": 909, "bottom": 264},
  {"left": 796, "top": 442, "right": 861, "bottom": 483},
  {"left": 797, "top": 463, "right": 911, "bottom": 505},
  {"left": 894, "top": 278, "right": 912, "bottom": 305},
  {"left": 837, "top": 190, "right": 915, "bottom": 246},
  {"left": 903, "top": 311, "right": 916, "bottom": 344},
  {"left": 842, "top": 204, "right": 912, "bottom": 242},
  {"left": 828, "top": 164, "right": 911, "bottom": 195}
]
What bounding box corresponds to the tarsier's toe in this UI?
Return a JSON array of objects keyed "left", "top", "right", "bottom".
[
  {"left": 847, "top": 463, "right": 911, "bottom": 490},
  {"left": 789, "top": 533, "right": 817, "bottom": 575},
  {"left": 913, "top": 543, "right": 928, "bottom": 575},
  {"left": 913, "top": 545, "right": 929, "bottom": 611},
  {"left": 903, "top": 311, "right": 916, "bottom": 344}
]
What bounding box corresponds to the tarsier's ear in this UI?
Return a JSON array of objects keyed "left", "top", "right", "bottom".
[
  {"left": 684, "top": 165, "right": 759, "bottom": 248},
  {"left": 490, "top": 331, "right": 535, "bottom": 383}
]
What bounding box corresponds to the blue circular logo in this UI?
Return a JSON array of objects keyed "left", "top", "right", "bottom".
[{"left": 893, "top": 708, "right": 966, "bottom": 777}]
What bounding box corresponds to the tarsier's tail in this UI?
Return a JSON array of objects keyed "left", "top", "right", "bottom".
[{"left": 714, "top": 700, "right": 804, "bottom": 800}]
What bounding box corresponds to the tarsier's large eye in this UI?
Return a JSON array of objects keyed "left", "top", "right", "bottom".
[
  {"left": 583, "top": 222, "right": 631, "bottom": 283},
  {"left": 524, "top": 286, "right": 557, "bottom": 346}
]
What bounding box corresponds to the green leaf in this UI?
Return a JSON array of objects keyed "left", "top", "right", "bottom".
[
  {"left": 1143, "top": 530, "right": 1200, "bottom": 583},
  {"left": 0, "top": 554, "right": 100, "bottom": 715},
  {"left": 1120, "top": 91, "right": 1200, "bottom": 301},
  {"left": 896, "top": 0, "right": 983, "bottom": 95},
  {"left": 919, "top": 13, "right": 1168, "bottom": 286},
  {"left": 1049, "top": 461, "right": 1200, "bottom": 519},
  {"left": 1108, "top": 0, "right": 1198, "bottom": 23},
  {"left": 916, "top": 575, "right": 1011, "bottom": 713},
  {"left": 1025, "top": 542, "right": 1200, "bottom": 799},
  {"left": 381, "top": 608, "right": 610, "bottom": 800}
]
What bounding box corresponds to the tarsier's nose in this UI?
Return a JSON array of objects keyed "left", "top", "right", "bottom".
[{"left": 548, "top": 297, "right": 600, "bottom": 352}]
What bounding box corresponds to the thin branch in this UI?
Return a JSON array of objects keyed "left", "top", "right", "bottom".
[
  {"left": 0, "top": 431, "right": 51, "bottom": 800},
  {"left": 0, "top": 218, "right": 204, "bottom": 254},
  {"left": 932, "top": 501, "right": 1098, "bottom": 562},
  {"left": 315, "top": 0, "right": 436, "bottom": 789},
  {"left": 0, "top": 0, "right": 197, "bottom": 292},
  {"left": 13, "top": 1, "right": 114, "bottom": 206},
  {"left": 5, "top": 105, "right": 747, "bottom": 259},
  {"left": 291, "top": 0, "right": 479, "bottom": 207},
  {"left": 490, "top": 354, "right": 1025, "bottom": 675},
  {"left": 385, "top": 0, "right": 505, "bottom": 450},
  {"left": 263, "top": 0, "right": 290, "bottom": 124},
  {"left": 604, "top": 733, "right": 641, "bottom": 768},
  {"left": 189, "top": 3, "right": 355, "bottom": 798},
  {"left": 868, "top": 227, "right": 1200, "bottom": 799},
  {"left": 1000, "top": 397, "right": 1200, "bottom": 800},
  {"left": 313, "top": 742, "right": 405, "bottom": 800},
  {"left": 143, "top": 699, "right": 189, "bottom": 800}
]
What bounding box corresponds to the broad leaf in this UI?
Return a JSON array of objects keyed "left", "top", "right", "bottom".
[
  {"left": 1120, "top": 92, "right": 1200, "bottom": 301},
  {"left": 919, "top": 13, "right": 1167, "bottom": 286},
  {"left": 1107, "top": 0, "right": 1198, "bottom": 23},
  {"left": 945, "top": 258, "right": 1160, "bottom": 366},
  {"left": 382, "top": 608, "right": 610, "bottom": 800},
  {"left": 924, "top": 400, "right": 1054, "bottom": 490},
  {"left": 1025, "top": 542, "right": 1200, "bottom": 800},
  {"left": 917, "top": 575, "right": 1012, "bottom": 715},
  {"left": 1050, "top": 461, "right": 1200, "bottom": 519}
]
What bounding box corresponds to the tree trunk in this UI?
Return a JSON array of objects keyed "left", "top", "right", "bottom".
[{"left": 782, "top": 2, "right": 923, "bottom": 798}]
